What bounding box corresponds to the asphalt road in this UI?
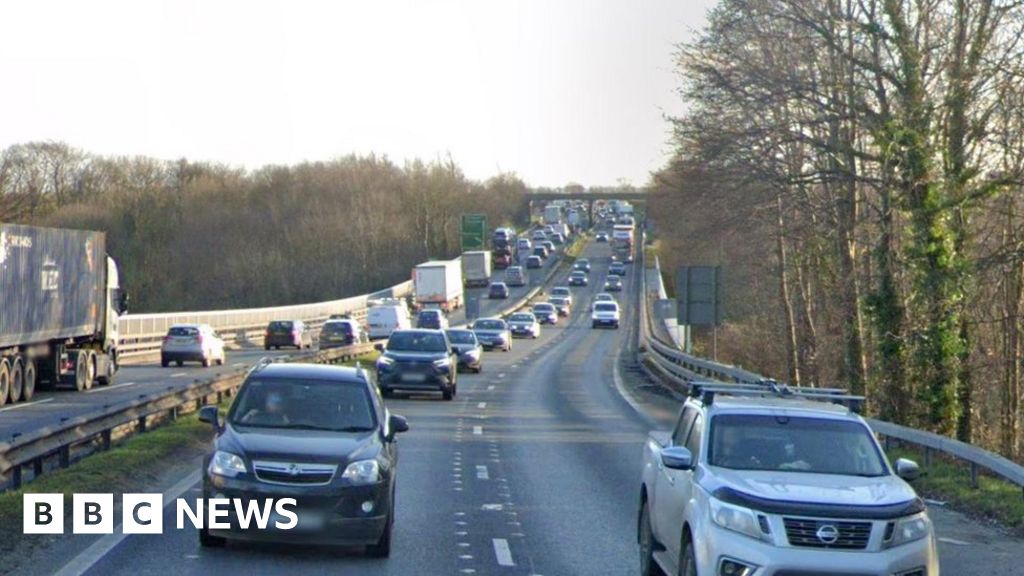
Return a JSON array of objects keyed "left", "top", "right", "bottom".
[
  {"left": 0, "top": 248, "right": 555, "bottom": 448},
  {"left": 11, "top": 240, "right": 1023, "bottom": 575}
]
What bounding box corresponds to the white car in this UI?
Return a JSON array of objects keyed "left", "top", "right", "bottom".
[
  {"left": 367, "top": 304, "right": 412, "bottom": 340},
  {"left": 592, "top": 292, "right": 616, "bottom": 310},
  {"left": 549, "top": 286, "right": 573, "bottom": 307},
  {"left": 591, "top": 301, "right": 620, "bottom": 329},
  {"left": 507, "top": 312, "right": 541, "bottom": 338},
  {"left": 160, "top": 324, "right": 226, "bottom": 367}
]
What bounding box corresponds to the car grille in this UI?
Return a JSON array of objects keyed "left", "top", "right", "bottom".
[
  {"left": 783, "top": 517, "right": 872, "bottom": 550},
  {"left": 253, "top": 461, "right": 338, "bottom": 486},
  {"left": 396, "top": 360, "right": 434, "bottom": 372}
]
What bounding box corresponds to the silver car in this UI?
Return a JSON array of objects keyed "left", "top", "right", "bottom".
[
  {"left": 161, "top": 324, "right": 226, "bottom": 367},
  {"left": 507, "top": 312, "right": 540, "bottom": 339},
  {"left": 471, "top": 318, "right": 512, "bottom": 352}
]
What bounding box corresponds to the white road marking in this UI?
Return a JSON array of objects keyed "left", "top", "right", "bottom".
[
  {"left": 170, "top": 372, "right": 187, "bottom": 378},
  {"left": 476, "top": 465, "right": 489, "bottom": 479},
  {"left": 482, "top": 504, "right": 504, "bottom": 511},
  {"left": 54, "top": 468, "right": 202, "bottom": 576},
  {"left": 487, "top": 385, "right": 495, "bottom": 390},
  {"left": 938, "top": 537, "right": 971, "bottom": 546},
  {"left": 0, "top": 398, "right": 53, "bottom": 412},
  {"left": 232, "top": 362, "right": 246, "bottom": 367},
  {"left": 498, "top": 373, "right": 506, "bottom": 379},
  {"left": 493, "top": 538, "right": 515, "bottom": 566},
  {"left": 473, "top": 426, "right": 483, "bottom": 435},
  {"left": 86, "top": 382, "right": 135, "bottom": 394},
  {"left": 477, "top": 402, "right": 487, "bottom": 409}
]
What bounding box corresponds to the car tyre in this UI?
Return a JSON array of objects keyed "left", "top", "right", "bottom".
[
  {"left": 202, "top": 356, "right": 211, "bottom": 368},
  {"left": 639, "top": 500, "right": 663, "bottom": 576},
  {"left": 161, "top": 356, "right": 169, "bottom": 368},
  {"left": 199, "top": 527, "right": 226, "bottom": 548},
  {"left": 365, "top": 504, "right": 393, "bottom": 558},
  {"left": 679, "top": 534, "right": 697, "bottom": 576},
  {"left": 443, "top": 387, "right": 454, "bottom": 401},
  {"left": 175, "top": 360, "right": 184, "bottom": 367}
]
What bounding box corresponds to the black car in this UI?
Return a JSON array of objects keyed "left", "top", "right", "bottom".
[
  {"left": 532, "top": 303, "right": 559, "bottom": 324},
  {"left": 415, "top": 309, "right": 448, "bottom": 330},
  {"left": 604, "top": 275, "right": 623, "bottom": 292},
  {"left": 445, "top": 329, "right": 483, "bottom": 373},
  {"left": 595, "top": 232, "right": 609, "bottom": 242},
  {"left": 375, "top": 329, "right": 457, "bottom": 400},
  {"left": 489, "top": 282, "right": 510, "bottom": 299},
  {"left": 197, "top": 362, "right": 408, "bottom": 555},
  {"left": 573, "top": 258, "right": 591, "bottom": 273}
]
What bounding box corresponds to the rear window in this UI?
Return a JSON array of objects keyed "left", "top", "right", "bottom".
[
  {"left": 268, "top": 321, "right": 294, "bottom": 332},
  {"left": 551, "top": 287, "right": 570, "bottom": 297},
  {"left": 168, "top": 326, "right": 199, "bottom": 337},
  {"left": 322, "top": 322, "right": 353, "bottom": 335}
]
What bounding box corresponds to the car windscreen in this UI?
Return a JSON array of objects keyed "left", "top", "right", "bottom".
[
  {"left": 229, "top": 378, "right": 376, "bottom": 431},
  {"left": 473, "top": 320, "right": 506, "bottom": 331},
  {"left": 168, "top": 326, "right": 199, "bottom": 337},
  {"left": 594, "top": 303, "right": 617, "bottom": 312},
  {"left": 708, "top": 415, "right": 887, "bottom": 477},
  {"left": 387, "top": 331, "right": 447, "bottom": 352},
  {"left": 446, "top": 330, "right": 476, "bottom": 344},
  {"left": 509, "top": 314, "right": 534, "bottom": 322}
]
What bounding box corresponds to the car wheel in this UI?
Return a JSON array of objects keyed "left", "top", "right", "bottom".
[
  {"left": 365, "top": 504, "right": 393, "bottom": 557},
  {"left": 679, "top": 534, "right": 697, "bottom": 576},
  {"left": 474, "top": 365, "right": 482, "bottom": 374},
  {"left": 175, "top": 360, "right": 184, "bottom": 367},
  {"left": 639, "top": 501, "right": 663, "bottom": 576},
  {"left": 381, "top": 388, "right": 393, "bottom": 398},
  {"left": 443, "top": 387, "right": 454, "bottom": 401},
  {"left": 202, "top": 356, "right": 211, "bottom": 368},
  {"left": 161, "top": 356, "right": 169, "bottom": 368},
  {"left": 199, "top": 527, "right": 226, "bottom": 548}
]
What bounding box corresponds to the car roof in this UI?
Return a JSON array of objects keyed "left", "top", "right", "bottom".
[
  {"left": 249, "top": 362, "right": 367, "bottom": 383},
  {"left": 170, "top": 323, "right": 205, "bottom": 329},
  {"left": 697, "top": 395, "right": 859, "bottom": 419},
  {"left": 473, "top": 317, "right": 506, "bottom": 324},
  {"left": 393, "top": 328, "right": 445, "bottom": 335}
]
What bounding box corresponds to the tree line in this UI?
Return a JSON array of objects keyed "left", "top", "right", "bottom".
[
  {"left": 0, "top": 142, "right": 528, "bottom": 312},
  {"left": 652, "top": 0, "right": 1024, "bottom": 458}
]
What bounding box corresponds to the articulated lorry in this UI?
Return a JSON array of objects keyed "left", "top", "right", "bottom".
[
  {"left": 413, "top": 260, "right": 463, "bottom": 312},
  {"left": 0, "top": 224, "right": 128, "bottom": 406}
]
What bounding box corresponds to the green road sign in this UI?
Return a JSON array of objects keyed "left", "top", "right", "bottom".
[{"left": 461, "top": 213, "right": 488, "bottom": 251}]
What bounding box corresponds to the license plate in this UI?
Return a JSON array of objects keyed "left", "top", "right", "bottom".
[
  {"left": 270, "top": 510, "right": 324, "bottom": 532},
  {"left": 402, "top": 373, "right": 427, "bottom": 382}
]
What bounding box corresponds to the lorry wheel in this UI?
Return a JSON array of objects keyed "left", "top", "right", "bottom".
[
  {"left": 85, "top": 352, "right": 97, "bottom": 391},
  {"left": 0, "top": 359, "right": 10, "bottom": 407},
  {"left": 9, "top": 358, "right": 23, "bottom": 404},
  {"left": 73, "top": 352, "right": 89, "bottom": 392},
  {"left": 97, "top": 354, "right": 115, "bottom": 386},
  {"left": 22, "top": 359, "right": 36, "bottom": 402}
]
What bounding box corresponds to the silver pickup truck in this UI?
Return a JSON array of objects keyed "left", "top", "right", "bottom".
[{"left": 638, "top": 383, "right": 940, "bottom": 576}]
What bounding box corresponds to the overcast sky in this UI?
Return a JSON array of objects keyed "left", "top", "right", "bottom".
[{"left": 0, "top": 0, "right": 716, "bottom": 187}]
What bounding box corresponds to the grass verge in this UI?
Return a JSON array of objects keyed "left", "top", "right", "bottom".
[{"left": 886, "top": 445, "right": 1024, "bottom": 535}]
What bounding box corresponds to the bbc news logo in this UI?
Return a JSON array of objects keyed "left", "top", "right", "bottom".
[{"left": 23, "top": 494, "right": 298, "bottom": 534}]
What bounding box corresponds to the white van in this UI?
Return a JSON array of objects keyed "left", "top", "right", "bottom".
[{"left": 367, "top": 305, "right": 412, "bottom": 340}]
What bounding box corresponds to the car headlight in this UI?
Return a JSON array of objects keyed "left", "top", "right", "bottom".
[
  {"left": 433, "top": 357, "right": 451, "bottom": 368},
  {"left": 465, "top": 348, "right": 481, "bottom": 358},
  {"left": 342, "top": 459, "right": 381, "bottom": 485},
  {"left": 710, "top": 497, "right": 765, "bottom": 541},
  {"left": 885, "top": 513, "right": 932, "bottom": 548},
  {"left": 209, "top": 450, "right": 247, "bottom": 478}
]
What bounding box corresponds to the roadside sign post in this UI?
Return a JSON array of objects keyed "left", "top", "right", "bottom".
[
  {"left": 676, "top": 266, "right": 723, "bottom": 357},
  {"left": 461, "top": 214, "right": 488, "bottom": 252}
]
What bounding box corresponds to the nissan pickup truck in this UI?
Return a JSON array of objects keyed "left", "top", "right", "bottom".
[{"left": 638, "top": 383, "right": 939, "bottom": 576}]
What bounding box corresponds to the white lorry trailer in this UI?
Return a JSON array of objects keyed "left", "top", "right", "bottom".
[
  {"left": 461, "top": 251, "right": 492, "bottom": 288},
  {"left": 413, "top": 260, "right": 464, "bottom": 312}
]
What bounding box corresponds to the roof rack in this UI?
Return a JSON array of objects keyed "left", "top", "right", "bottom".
[{"left": 689, "top": 379, "right": 865, "bottom": 414}]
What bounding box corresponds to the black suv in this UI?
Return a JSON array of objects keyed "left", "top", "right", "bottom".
[
  {"left": 197, "top": 362, "right": 408, "bottom": 555},
  {"left": 375, "top": 329, "right": 458, "bottom": 400}
]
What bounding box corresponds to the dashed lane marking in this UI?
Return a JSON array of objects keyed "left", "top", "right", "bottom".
[
  {"left": 493, "top": 538, "right": 515, "bottom": 566},
  {"left": 86, "top": 381, "right": 135, "bottom": 394},
  {"left": 473, "top": 426, "right": 483, "bottom": 435},
  {"left": 477, "top": 402, "right": 487, "bottom": 409},
  {"left": 476, "top": 465, "right": 489, "bottom": 479}
]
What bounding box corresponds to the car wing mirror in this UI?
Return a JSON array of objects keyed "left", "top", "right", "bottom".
[
  {"left": 198, "top": 405, "right": 222, "bottom": 431},
  {"left": 660, "top": 446, "right": 693, "bottom": 471},
  {"left": 895, "top": 458, "right": 920, "bottom": 481},
  {"left": 387, "top": 414, "right": 409, "bottom": 441},
  {"left": 374, "top": 343, "right": 384, "bottom": 352}
]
